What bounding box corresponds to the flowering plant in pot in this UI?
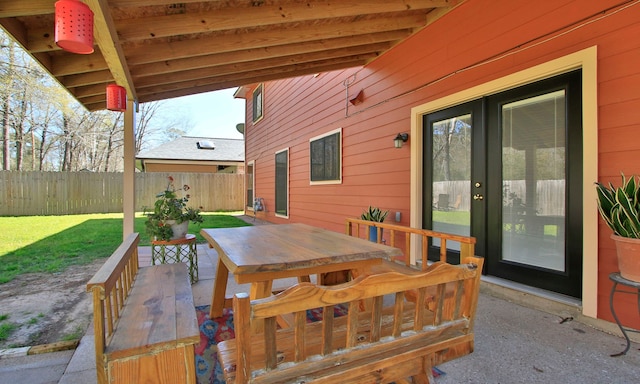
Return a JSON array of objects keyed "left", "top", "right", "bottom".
[
  {"left": 360, "top": 206, "right": 389, "bottom": 243},
  {"left": 145, "top": 176, "right": 204, "bottom": 241},
  {"left": 595, "top": 173, "right": 640, "bottom": 282}
]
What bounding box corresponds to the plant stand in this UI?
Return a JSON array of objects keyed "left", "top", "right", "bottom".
[
  {"left": 608, "top": 272, "right": 640, "bottom": 356},
  {"left": 151, "top": 234, "right": 198, "bottom": 284}
]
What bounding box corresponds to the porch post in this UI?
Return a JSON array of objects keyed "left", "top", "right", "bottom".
[{"left": 122, "top": 99, "right": 136, "bottom": 239}]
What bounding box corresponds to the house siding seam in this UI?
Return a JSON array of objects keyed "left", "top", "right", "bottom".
[{"left": 244, "top": 0, "right": 640, "bottom": 324}]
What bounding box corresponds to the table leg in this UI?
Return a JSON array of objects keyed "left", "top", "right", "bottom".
[
  {"left": 609, "top": 281, "right": 631, "bottom": 357},
  {"left": 250, "top": 281, "right": 274, "bottom": 333},
  {"left": 251, "top": 281, "right": 274, "bottom": 300},
  {"left": 210, "top": 258, "right": 229, "bottom": 318},
  {"left": 298, "top": 275, "right": 311, "bottom": 283}
]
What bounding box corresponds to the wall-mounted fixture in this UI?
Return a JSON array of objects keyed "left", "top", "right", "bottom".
[
  {"left": 349, "top": 89, "right": 364, "bottom": 106},
  {"left": 394, "top": 133, "right": 409, "bottom": 148},
  {"left": 106, "top": 84, "right": 127, "bottom": 111},
  {"left": 54, "top": 0, "right": 94, "bottom": 54}
]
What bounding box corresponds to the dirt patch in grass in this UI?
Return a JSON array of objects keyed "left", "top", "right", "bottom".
[{"left": 0, "top": 259, "right": 104, "bottom": 349}]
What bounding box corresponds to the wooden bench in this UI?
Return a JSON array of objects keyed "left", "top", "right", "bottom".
[
  {"left": 86, "top": 233, "right": 200, "bottom": 384},
  {"left": 217, "top": 255, "right": 484, "bottom": 384}
]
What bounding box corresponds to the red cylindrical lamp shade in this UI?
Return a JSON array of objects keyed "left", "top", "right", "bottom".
[
  {"left": 55, "top": 0, "right": 94, "bottom": 54},
  {"left": 106, "top": 85, "right": 127, "bottom": 111}
]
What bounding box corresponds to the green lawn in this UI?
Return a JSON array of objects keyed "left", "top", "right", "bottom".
[{"left": 0, "top": 212, "right": 251, "bottom": 284}]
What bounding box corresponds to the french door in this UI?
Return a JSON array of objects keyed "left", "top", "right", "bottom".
[{"left": 423, "top": 70, "right": 583, "bottom": 298}]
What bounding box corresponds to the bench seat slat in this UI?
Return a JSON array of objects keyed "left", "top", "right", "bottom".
[
  {"left": 252, "top": 332, "right": 473, "bottom": 384},
  {"left": 105, "top": 264, "right": 199, "bottom": 360}
]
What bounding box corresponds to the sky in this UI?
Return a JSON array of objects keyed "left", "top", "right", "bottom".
[{"left": 162, "top": 88, "right": 246, "bottom": 140}]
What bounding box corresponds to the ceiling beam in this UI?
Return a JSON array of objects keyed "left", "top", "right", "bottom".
[
  {"left": 123, "top": 14, "right": 424, "bottom": 65},
  {"left": 135, "top": 59, "right": 366, "bottom": 103},
  {"left": 85, "top": 0, "right": 137, "bottom": 100},
  {"left": 73, "top": 82, "right": 109, "bottom": 99},
  {"left": 136, "top": 57, "right": 367, "bottom": 95},
  {"left": 51, "top": 52, "right": 110, "bottom": 77},
  {"left": 108, "top": 0, "right": 210, "bottom": 7},
  {"left": 0, "top": 1, "right": 53, "bottom": 18},
  {"left": 62, "top": 69, "right": 114, "bottom": 88},
  {"left": 129, "top": 32, "right": 404, "bottom": 78},
  {"left": 116, "top": 0, "right": 450, "bottom": 42},
  {"left": 132, "top": 50, "right": 380, "bottom": 88}
]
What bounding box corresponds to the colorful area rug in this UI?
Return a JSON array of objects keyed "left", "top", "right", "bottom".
[{"left": 194, "top": 305, "right": 444, "bottom": 384}]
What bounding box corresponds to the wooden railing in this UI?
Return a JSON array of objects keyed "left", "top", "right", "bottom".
[
  {"left": 345, "top": 218, "right": 476, "bottom": 268},
  {"left": 86, "top": 233, "right": 140, "bottom": 384}
]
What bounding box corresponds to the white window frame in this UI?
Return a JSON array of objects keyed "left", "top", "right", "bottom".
[
  {"left": 275, "top": 148, "right": 289, "bottom": 219},
  {"left": 246, "top": 160, "right": 255, "bottom": 211},
  {"left": 252, "top": 83, "right": 264, "bottom": 124},
  {"left": 309, "top": 127, "right": 342, "bottom": 185}
]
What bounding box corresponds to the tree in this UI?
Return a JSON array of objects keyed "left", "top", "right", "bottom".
[
  {"left": 135, "top": 101, "right": 188, "bottom": 155},
  {"left": 1, "top": 35, "right": 15, "bottom": 170},
  {"left": 0, "top": 29, "right": 192, "bottom": 172}
]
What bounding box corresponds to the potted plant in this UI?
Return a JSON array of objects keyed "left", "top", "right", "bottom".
[
  {"left": 145, "top": 176, "right": 204, "bottom": 241},
  {"left": 360, "top": 206, "right": 389, "bottom": 243},
  {"left": 595, "top": 173, "right": 640, "bottom": 282}
]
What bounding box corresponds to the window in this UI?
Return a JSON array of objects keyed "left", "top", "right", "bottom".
[
  {"left": 310, "top": 128, "right": 342, "bottom": 184},
  {"left": 275, "top": 149, "right": 288, "bottom": 217},
  {"left": 252, "top": 84, "right": 264, "bottom": 123},
  {"left": 246, "top": 161, "right": 254, "bottom": 210}
]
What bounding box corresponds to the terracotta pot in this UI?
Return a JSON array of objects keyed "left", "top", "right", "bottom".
[{"left": 611, "top": 234, "right": 640, "bottom": 282}]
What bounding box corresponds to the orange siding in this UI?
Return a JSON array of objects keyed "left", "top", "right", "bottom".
[{"left": 244, "top": 0, "right": 640, "bottom": 324}]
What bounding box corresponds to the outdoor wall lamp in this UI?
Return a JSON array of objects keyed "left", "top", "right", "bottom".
[{"left": 394, "top": 133, "right": 409, "bottom": 148}]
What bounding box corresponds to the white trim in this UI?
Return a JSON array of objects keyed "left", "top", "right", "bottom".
[
  {"left": 275, "top": 147, "right": 290, "bottom": 219},
  {"left": 309, "top": 127, "right": 343, "bottom": 185},
  {"left": 142, "top": 159, "right": 242, "bottom": 166},
  {"left": 410, "top": 46, "right": 598, "bottom": 318},
  {"left": 252, "top": 83, "right": 264, "bottom": 124},
  {"left": 246, "top": 160, "right": 255, "bottom": 211}
]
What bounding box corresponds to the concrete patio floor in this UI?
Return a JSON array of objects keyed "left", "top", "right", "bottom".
[{"left": 1, "top": 216, "right": 639, "bottom": 383}]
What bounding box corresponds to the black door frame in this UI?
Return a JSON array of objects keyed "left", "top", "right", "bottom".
[{"left": 422, "top": 70, "right": 583, "bottom": 298}]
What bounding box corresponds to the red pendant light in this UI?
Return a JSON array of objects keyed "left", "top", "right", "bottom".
[
  {"left": 106, "top": 84, "right": 127, "bottom": 112},
  {"left": 55, "top": 0, "right": 94, "bottom": 54}
]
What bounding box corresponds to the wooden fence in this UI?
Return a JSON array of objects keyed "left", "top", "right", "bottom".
[
  {"left": 0, "top": 171, "right": 244, "bottom": 216},
  {"left": 434, "top": 179, "right": 565, "bottom": 215}
]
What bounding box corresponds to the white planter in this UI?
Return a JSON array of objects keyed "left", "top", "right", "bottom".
[{"left": 168, "top": 220, "right": 189, "bottom": 240}]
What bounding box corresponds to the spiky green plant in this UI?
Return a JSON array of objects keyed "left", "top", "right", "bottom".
[
  {"left": 360, "top": 206, "right": 389, "bottom": 223},
  {"left": 595, "top": 173, "right": 640, "bottom": 238}
]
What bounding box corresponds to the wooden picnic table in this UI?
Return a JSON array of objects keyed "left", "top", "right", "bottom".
[{"left": 201, "top": 223, "right": 403, "bottom": 318}]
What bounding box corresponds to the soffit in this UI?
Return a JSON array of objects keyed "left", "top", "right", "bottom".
[{"left": 0, "top": 0, "right": 461, "bottom": 111}]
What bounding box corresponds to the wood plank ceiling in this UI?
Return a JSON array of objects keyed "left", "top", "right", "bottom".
[{"left": 0, "top": 0, "right": 460, "bottom": 111}]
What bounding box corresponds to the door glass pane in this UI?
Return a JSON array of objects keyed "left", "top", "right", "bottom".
[
  {"left": 432, "top": 114, "right": 471, "bottom": 250},
  {"left": 502, "top": 90, "right": 566, "bottom": 271}
]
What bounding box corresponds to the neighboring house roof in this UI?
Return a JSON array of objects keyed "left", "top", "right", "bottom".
[{"left": 137, "top": 136, "right": 244, "bottom": 162}]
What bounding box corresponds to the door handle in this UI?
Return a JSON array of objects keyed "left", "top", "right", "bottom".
[{"left": 473, "top": 194, "right": 484, "bottom": 200}]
